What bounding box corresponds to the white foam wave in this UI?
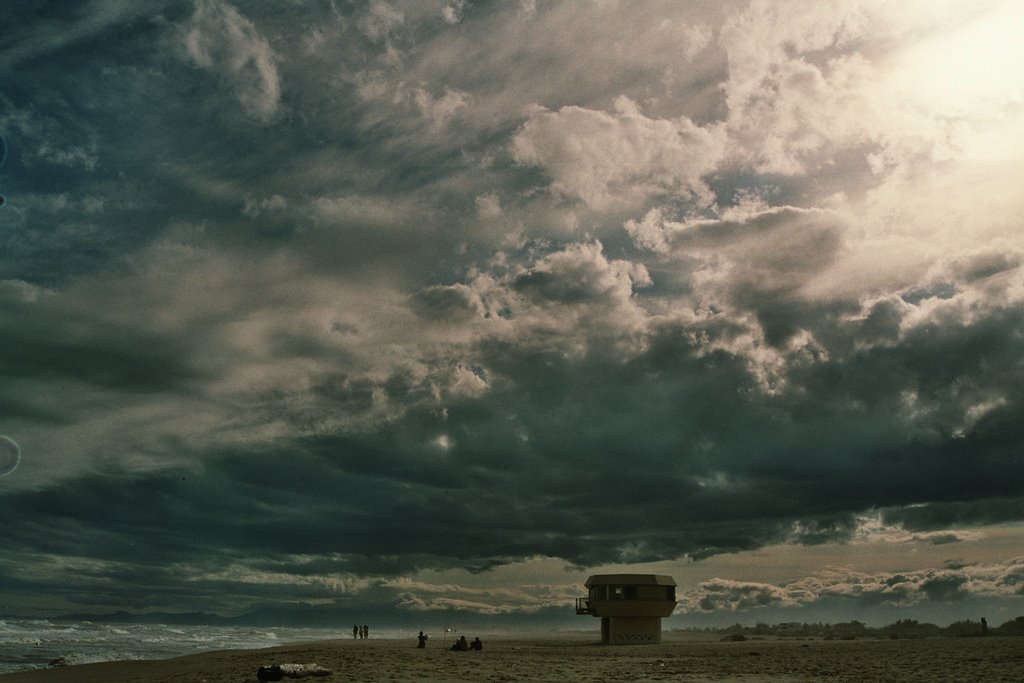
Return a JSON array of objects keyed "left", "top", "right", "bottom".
[{"left": 0, "top": 619, "right": 348, "bottom": 675}]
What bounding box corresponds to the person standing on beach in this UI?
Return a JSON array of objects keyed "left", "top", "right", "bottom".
[
  {"left": 363, "top": 624, "right": 369, "bottom": 639},
  {"left": 353, "top": 625, "right": 358, "bottom": 639},
  {"left": 417, "top": 631, "right": 428, "bottom": 648}
]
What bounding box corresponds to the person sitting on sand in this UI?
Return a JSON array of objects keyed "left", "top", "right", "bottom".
[
  {"left": 470, "top": 637, "right": 483, "bottom": 651},
  {"left": 417, "top": 631, "right": 428, "bottom": 648},
  {"left": 451, "top": 635, "right": 469, "bottom": 651}
]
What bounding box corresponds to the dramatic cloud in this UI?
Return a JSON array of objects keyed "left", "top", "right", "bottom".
[
  {"left": 181, "top": 0, "right": 281, "bottom": 120},
  {"left": 1, "top": 0, "right": 1023, "bottom": 626},
  {"left": 512, "top": 96, "right": 725, "bottom": 209},
  {"left": 681, "top": 557, "right": 1024, "bottom": 615}
]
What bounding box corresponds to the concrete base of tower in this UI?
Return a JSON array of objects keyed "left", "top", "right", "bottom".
[{"left": 600, "top": 616, "right": 663, "bottom": 645}]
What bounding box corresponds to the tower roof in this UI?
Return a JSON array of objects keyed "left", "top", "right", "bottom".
[{"left": 584, "top": 574, "right": 676, "bottom": 587}]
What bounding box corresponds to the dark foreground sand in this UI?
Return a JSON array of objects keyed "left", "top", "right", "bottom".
[{"left": 2, "top": 632, "right": 1022, "bottom": 682}]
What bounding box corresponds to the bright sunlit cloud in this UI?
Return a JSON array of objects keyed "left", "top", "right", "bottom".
[{"left": 893, "top": 1, "right": 1024, "bottom": 115}]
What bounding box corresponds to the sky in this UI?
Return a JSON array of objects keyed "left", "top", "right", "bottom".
[{"left": 1, "top": 0, "right": 1023, "bottom": 630}]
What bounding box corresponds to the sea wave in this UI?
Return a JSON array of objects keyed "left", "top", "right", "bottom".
[{"left": 0, "top": 619, "right": 356, "bottom": 674}]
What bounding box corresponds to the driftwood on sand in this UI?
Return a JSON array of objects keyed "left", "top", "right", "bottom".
[{"left": 256, "top": 663, "right": 332, "bottom": 680}]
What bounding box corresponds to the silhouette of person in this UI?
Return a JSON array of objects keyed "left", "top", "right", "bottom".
[
  {"left": 362, "top": 624, "right": 369, "bottom": 640},
  {"left": 353, "top": 624, "right": 358, "bottom": 639},
  {"left": 470, "top": 636, "right": 483, "bottom": 651},
  {"left": 450, "top": 635, "right": 469, "bottom": 651},
  {"left": 417, "top": 631, "right": 428, "bottom": 648}
]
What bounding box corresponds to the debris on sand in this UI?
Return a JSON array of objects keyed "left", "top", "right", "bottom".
[{"left": 256, "top": 663, "right": 332, "bottom": 680}]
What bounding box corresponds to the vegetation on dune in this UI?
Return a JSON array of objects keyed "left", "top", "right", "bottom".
[{"left": 690, "top": 616, "right": 1024, "bottom": 640}]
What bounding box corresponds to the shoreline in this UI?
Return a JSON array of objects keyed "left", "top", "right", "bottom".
[{"left": 1, "top": 632, "right": 1021, "bottom": 682}]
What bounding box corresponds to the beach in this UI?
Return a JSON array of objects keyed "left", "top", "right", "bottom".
[{"left": 0, "top": 632, "right": 1020, "bottom": 682}]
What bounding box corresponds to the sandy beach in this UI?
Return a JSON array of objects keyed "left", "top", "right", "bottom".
[{"left": 0, "top": 632, "right": 1021, "bottom": 683}]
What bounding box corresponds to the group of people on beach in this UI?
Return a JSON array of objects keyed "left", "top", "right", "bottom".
[
  {"left": 449, "top": 635, "right": 483, "bottom": 651},
  {"left": 352, "top": 624, "right": 369, "bottom": 639},
  {"left": 415, "top": 631, "right": 482, "bottom": 651}
]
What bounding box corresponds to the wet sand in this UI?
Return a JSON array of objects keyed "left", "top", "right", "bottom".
[{"left": 1, "top": 632, "right": 1021, "bottom": 682}]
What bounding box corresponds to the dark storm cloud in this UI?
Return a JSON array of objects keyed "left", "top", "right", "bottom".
[
  {"left": 882, "top": 498, "right": 1024, "bottom": 531},
  {"left": 918, "top": 573, "right": 968, "bottom": 602},
  {"left": 6, "top": 284, "right": 1019, "bottom": 590},
  {"left": 265, "top": 272, "right": 1024, "bottom": 572},
  {"left": 411, "top": 284, "right": 484, "bottom": 321},
  {"left": 2, "top": 0, "right": 1024, "bottom": 621},
  {"left": 0, "top": 1, "right": 476, "bottom": 285},
  {"left": 0, "top": 306, "right": 201, "bottom": 391}
]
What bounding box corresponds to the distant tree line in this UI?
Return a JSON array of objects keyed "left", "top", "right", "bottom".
[{"left": 683, "top": 616, "right": 1024, "bottom": 639}]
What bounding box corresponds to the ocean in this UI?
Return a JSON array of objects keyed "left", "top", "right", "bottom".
[{"left": 0, "top": 618, "right": 404, "bottom": 674}]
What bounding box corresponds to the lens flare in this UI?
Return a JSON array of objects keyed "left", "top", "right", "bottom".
[{"left": 0, "top": 436, "right": 20, "bottom": 477}]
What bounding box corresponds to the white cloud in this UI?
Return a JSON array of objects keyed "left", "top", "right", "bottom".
[
  {"left": 353, "top": 71, "right": 469, "bottom": 130},
  {"left": 182, "top": 0, "right": 281, "bottom": 121},
  {"left": 624, "top": 208, "right": 671, "bottom": 254},
  {"left": 413, "top": 86, "right": 470, "bottom": 128},
  {"left": 441, "top": 0, "right": 466, "bottom": 25},
  {"left": 475, "top": 193, "right": 502, "bottom": 218},
  {"left": 624, "top": 203, "right": 846, "bottom": 317},
  {"left": 511, "top": 241, "right": 651, "bottom": 307},
  {"left": 512, "top": 96, "right": 725, "bottom": 210},
  {"left": 242, "top": 194, "right": 287, "bottom": 217},
  {"left": 405, "top": 2, "right": 732, "bottom": 130},
  {"left": 359, "top": 0, "right": 405, "bottom": 42},
  {"left": 680, "top": 555, "right": 1024, "bottom": 614},
  {"left": 385, "top": 574, "right": 576, "bottom": 615},
  {"left": 312, "top": 194, "right": 421, "bottom": 227},
  {"left": 850, "top": 515, "right": 984, "bottom": 546},
  {"left": 0, "top": 104, "right": 99, "bottom": 171},
  {"left": 717, "top": 0, "right": 1024, "bottom": 185},
  {"left": 691, "top": 578, "right": 798, "bottom": 612}
]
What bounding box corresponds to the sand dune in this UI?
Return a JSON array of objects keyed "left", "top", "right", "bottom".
[{"left": 1, "top": 632, "right": 1021, "bottom": 682}]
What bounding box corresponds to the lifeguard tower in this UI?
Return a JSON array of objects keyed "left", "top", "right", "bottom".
[{"left": 575, "top": 574, "right": 677, "bottom": 644}]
